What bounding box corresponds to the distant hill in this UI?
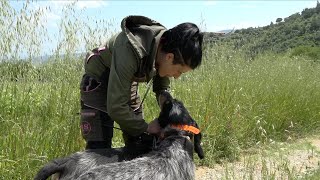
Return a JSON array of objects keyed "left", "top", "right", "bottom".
[
  {"left": 218, "top": 29, "right": 234, "bottom": 33},
  {"left": 26, "top": 53, "right": 85, "bottom": 66},
  {"left": 36, "top": 52, "right": 84, "bottom": 61},
  {"left": 207, "top": 1, "right": 320, "bottom": 58}
]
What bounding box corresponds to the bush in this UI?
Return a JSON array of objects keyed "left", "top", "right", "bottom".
[
  {"left": 290, "top": 46, "right": 320, "bottom": 61},
  {"left": 0, "top": 60, "right": 35, "bottom": 81}
]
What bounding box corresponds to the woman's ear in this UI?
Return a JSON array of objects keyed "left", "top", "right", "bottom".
[{"left": 166, "top": 53, "right": 174, "bottom": 62}]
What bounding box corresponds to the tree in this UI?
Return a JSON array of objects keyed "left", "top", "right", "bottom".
[
  {"left": 301, "top": 8, "right": 315, "bottom": 19},
  {"left": 284, "top": 13, "right": 301, "bottom": 22},
  {"left": 310, "top": 16, "right": 320, "bottom": 31},
  {"left": 276, "top": 18, "right": 282, "bottom": 23}
]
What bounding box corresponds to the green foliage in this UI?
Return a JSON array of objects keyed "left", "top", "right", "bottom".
[
  {"left": 214, "top": 3, "right": 320, "bottom": 59},
  {"left": 302, "top": 167, "right": 320, "bottom": 180},
  {"left": 1, "top": 1, "right": 320, "bottom": 179},
  {"left": 0, "top": 60, "right": 35, "bottom": 81},
  {"left": 290, "top": 46, "right": 320, "bottom": 61},
  {"left": 179, "top": 45, "right": 320, "bottom": 165},
  {"left": 0, "top": 59, "right": 84, "bottom": 180},
  {"left": 284, "top": 13, "right": 300, "bottom": 23},
  {"left": 276, "top": 18, "right": 282, "bottom": 23}
]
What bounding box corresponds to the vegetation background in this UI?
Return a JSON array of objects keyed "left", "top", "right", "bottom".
[{"left": 0, "top": 1, "right": 319, "bottom": 179}]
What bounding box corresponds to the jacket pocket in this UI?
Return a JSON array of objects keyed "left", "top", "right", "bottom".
[
  {"left": 80, "top": 109, "right": 104, "bottom": 141},
  {"left": 80, "top": 74, "right": 108, "bottom": 112}
]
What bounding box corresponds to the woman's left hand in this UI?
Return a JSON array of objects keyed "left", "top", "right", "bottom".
[{"left": 146, "top": 118, "right": 161, "bottom": 135}]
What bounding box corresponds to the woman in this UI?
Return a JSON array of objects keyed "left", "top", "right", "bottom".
[{"left": 80, "top": 15, "right": 203, "bottom": 157}]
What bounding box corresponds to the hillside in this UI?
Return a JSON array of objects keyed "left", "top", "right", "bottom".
[{"left": 205, "top": 1, "right": 320, "bottom": 59}]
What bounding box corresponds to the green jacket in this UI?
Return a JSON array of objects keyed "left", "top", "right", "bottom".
[{"left": 105, "top": 16, "right": 170, "bottom": 136}]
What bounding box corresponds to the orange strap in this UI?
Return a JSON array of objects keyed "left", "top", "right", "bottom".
[{"left": 171, "top": 124, "right": 200, "bottom": 134}]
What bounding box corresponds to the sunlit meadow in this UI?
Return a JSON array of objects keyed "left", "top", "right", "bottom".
[{"left": 1, "top": 1, "right": 319, "bottom": 179}]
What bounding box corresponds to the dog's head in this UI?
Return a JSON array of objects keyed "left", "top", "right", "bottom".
[{"left": 157, "top": 91, "right": 204, "bottom": 159}]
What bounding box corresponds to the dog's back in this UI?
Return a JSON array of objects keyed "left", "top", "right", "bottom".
[
  {"left": 34, "top": 157, "right": 68, "bottom": 180},
  {"left": 34, "top": 148, "right": 125, "bottom": 180},
  {"left": 34, "top": 91, "right": 204, "bottom": 180},
  {"left": 76, "top": 134, "right": 195, "bottom": 180}
]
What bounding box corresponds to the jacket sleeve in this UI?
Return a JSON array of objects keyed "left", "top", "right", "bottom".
[
  {"left": 107, "top": 42, "right": 148, "bottom": 136},
  {"left": 152, "top": 74, "right": 170, "bottom": 106}
]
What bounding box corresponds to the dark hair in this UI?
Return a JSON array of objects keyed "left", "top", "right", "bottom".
[{"left": 160, "top": 23, "right": 203, "bottom": 69}]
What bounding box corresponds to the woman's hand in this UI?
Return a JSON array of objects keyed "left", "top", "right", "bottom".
[{"left": 146, "top": 118, "right": 161, "bottom": 135}]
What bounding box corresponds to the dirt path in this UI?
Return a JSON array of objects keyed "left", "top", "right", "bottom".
[{"left": 195, "top": 137, "right": 320, "bottom": 179}]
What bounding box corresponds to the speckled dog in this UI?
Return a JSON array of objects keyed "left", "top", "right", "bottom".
[{"left": 34, "top": 91, "right": 204, "bottom": 180}]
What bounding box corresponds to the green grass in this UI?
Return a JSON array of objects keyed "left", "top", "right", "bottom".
[
  {"left": 1, "top": 2, "right": 320, "bottom": 179},
  {"left": 303, "top": 168, "right": 320, "bottom": 180},
  {"left": 181, "top": 46, "right": 320, "bottom": 166},
  {"left": 1, "top": 46, "right": 320, "bottom": 179}
]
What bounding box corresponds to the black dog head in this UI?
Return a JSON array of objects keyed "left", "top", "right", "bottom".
[{"left": 157, "top": 91, "right": 204, "bottom": 159}]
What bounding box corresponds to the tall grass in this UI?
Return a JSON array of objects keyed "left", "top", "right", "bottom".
[
  {"left": 303, "top": 168, "right": 320, "bottom": 179},
  {"left": 1, "top": 1, "right": 320, "bottom": 179},
  {"left": 186, "top": 46, "right": 320, "bottom": 165}
]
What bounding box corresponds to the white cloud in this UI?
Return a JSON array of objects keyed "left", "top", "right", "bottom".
[
  {"left": 25, "top": 2, "right": 61, "bottom": 28},
  {"left": 43, "top": 11, "right": 61, "bottom": 28},
  {"left": 75, "top": 1, "right": 109, "bottom": 10},
  {"left": 49, "top": 1, "right": 72, "bottom": 7},
  {"left": 204, "top": 0, "right": 217, "bottom": 6},
  {"left": 40, "top": 1, "right": 109, "bottom": 10},
  {"left": 26, "top": 1, "right": 108, "bottom": 28}
]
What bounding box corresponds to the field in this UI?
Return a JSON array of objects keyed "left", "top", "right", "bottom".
[
  {"left": 1, "top": 1, "right": 320, "bottom": 179},
  {"left": 1, "top": 46, "right": 320, "bottom": 179}
]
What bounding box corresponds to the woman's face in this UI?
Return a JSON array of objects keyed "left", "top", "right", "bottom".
[{"left": 157, "top": 53, "right": 192, "bottom": 79}]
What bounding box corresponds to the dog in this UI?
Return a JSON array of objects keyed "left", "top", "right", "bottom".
[{"left": 34, "top": 91, "right": 204, "bottom": 180}]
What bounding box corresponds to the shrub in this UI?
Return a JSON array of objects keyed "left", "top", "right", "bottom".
[{"left": 290, "top": 46, "right": 320, "bottom": 61}]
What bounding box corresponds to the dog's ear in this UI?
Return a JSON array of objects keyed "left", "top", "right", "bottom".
[
  {"left": 193, "top": 122, "right": 204, "bottom": 159},
  {"left": 184, "top": 135, "right": 194, "bottom": 160},
  {"left": 158, "top": 100, "right": 173, "bottom": 128},
  {"left": 158, "top": 91, "right": 173, "bottom": 110}
]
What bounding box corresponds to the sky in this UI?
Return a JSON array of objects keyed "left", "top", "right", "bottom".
[
  {"left": 12, "top": 0, "right": 317, "bottom": 31},
  {"left": 9, "top": 0, "right": 319, "bottom": 56}
]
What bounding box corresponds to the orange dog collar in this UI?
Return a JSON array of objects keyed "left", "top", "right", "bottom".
[{"left": 171, "top": 124, "right": 200, "bottom": 134}]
